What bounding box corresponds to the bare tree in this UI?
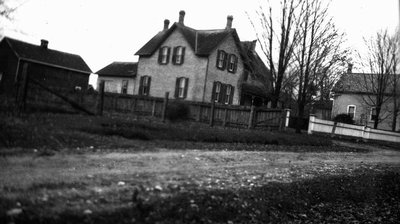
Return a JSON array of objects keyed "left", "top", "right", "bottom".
[
  {"left": 358, "top": 30, "right": 398, "bottom": 129},
  {"left": 248, "top": 0, "right": 302, "bottom": 108},
  {"left": 291, "top": 0, "right": 348, "bottom": 133},
  {"left": 390, "top": 32, "right": 399, "bottom": 131}
]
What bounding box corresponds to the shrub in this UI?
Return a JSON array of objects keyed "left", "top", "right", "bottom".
[
  {"left": 333, "top": 113, "right": 354, "bottom": 124},
  {"left": 166, "top": 102, "right": 189, "bottom": 121}
]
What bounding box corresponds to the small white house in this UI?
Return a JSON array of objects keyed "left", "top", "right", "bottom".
[{"left": 96, "top": 62, "right": 137, "bottom": 95}]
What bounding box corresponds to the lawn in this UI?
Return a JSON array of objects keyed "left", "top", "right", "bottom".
[{"left": 1, "top": 112, "right": 400, "bottom": 223}]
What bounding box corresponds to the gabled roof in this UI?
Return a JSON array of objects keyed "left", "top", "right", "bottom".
[
  {"left": 96, "top": 62, "right": 137, "bottom": 78},
  {"left": 135, "top": 23, "right": 239, "bottom": 57},
  {"left": 332, "top": 72, "right": 400, "bottom": 95},
  {"left": 2, "top": 36, "right": 92, "bottom": 74}
]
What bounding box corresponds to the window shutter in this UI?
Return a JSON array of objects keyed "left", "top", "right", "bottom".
[
  {"left": 233, "top": 55, "right": 238, "bottom": 73},
  {"left": 166, "top": 47, "right": 171, "bottom": 64},
  {"left": 222, "top": 52, "right": 227, "bottom": 70},
  {"left": 229, "top": 86, "right": 234, "bottom": 104},
  {"left": 216, "top": 50, "right": 221, "bottom": 68},
  {"left": 181, "top": 47, "right": 186, "bottom": 65},
  {"left": 183, "top": 77, "right": 189, "bottom": 98},
  {"left": 219, "top": 84, "right": 226, "bottom": 103},
  {"left": 158, "top": 48, "right": 163, "bottom": 64},
  {"left": 147, "top": 76, "right": 152, "bottom": 96},
  {"left": 211, "top": 82, "right": 217, "bottom": 102},
  {"left": 172, "top": 47, "right": 177, "bottom": 65},
  {"left": 174, "top": 77, "right": 180, "bottom": 98},
  {"left": 139, "top": 76, "right": 144, "bottom": 95}
]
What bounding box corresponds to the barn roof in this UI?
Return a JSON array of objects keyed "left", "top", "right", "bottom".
[{"left": 2, "top": 36, "right": 92, "bottom": 74}]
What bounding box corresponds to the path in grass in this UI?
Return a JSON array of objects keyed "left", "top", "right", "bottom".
[{"left": 1, "top": 144, "right": 400, "bottom": 223}]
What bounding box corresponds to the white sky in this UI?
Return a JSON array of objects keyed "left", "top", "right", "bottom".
[{"left": 3, "top": 0, "right": 399, "bottom": 76}]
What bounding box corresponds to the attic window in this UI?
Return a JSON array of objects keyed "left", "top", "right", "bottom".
[
  {"left": 158, "top": 46, "right": 170, "bottom": 65},
  {"left": 216, "top": 50, "right": 227, "bottom": 70},
  {"left": 173, "top": 46, "right": 186, "bottom": 65},
  {"left": 227, "top": 54, "right": 237, "bottom": 73}
]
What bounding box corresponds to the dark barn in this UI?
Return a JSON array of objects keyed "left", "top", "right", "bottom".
[{"left": 0, "top": 36, "right": 92, "bottom": 96}]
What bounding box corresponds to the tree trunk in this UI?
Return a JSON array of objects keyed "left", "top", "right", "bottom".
[
  {"left": 295, "top": 101, "right": 305, "bottom": 133},
  {"left": 373, "top": 106, "right": 381, "bottom": 129}
]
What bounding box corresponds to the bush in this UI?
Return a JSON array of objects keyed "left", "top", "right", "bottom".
[
  {"left": 333, "top": 113, "right": 354, "bottom": 124},
  {"left": 166, "top": 102, "right": 189, "bottom": 121}
]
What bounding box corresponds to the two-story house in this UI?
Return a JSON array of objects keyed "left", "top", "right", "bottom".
[
  {"left": 332, "top": 68, "right": 400, "bottom": 131},
  {"left": 134, "top": 11, "right": 272, "bottom": 105},
  {"left": 96, "top": 62, "right": 137, "bottom": 95}
]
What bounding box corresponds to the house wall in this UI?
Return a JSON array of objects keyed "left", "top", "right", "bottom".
[
  {"left": 25, "top": 62, "right": 89, "bottom": 90},
  {"left": 0, "top": 40, "right": 19, "bottom": 95},
  {"left": 97, "top": 76, "right": 136, "bottom": 95},
  {"left": 204, "top": 35, "right": 244, "bottom": 105},
  {"left": 135, "top": 30, "right": 208, "bottom": 101},
  {"left": 332, "top": 93, "right": 400, "bottom": 131}
]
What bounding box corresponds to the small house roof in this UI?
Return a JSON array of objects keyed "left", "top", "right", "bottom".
[
  {"left": 2, "top": 36, "right": 92, "bottom": 74},
  {"left": 332, "top": 73, "right": 399, "bottom": 95},
  {"left": 96, "top": 62, "right": 137, "bottom": 78}
]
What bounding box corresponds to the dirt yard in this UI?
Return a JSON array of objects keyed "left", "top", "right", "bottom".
[{"left": 1, "top": 140, "right": 400, "bottom": 223}]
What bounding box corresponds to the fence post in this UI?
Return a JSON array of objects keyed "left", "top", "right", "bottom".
[
  {"left": 162, "top": 92, "right": 169, "bottom": 122},
  {"left": 97, "top": 80, "right": 105, "bottom": 116},
  {"left": 308, "top": 114, "right": 316, "bottom": 134},
  {"left": 284, "top": 109, "right": 291, "bottom": 130},
  {"left": 196, "top": 104, "right": 202, "bottom": 122},
  {"left": 209, "top": 101, "right": 215, "bottom": 127},
  {"left": 151, "top": 99, "right": 156, "bottom": 117},
  {"left": 223, "top": 107, "right": 228, "bottom": 127},
  {"left": 248, "top": 105, "right": 255, "bottom": 129},
  {"left": 362, "top": 126, "right": 371, "bottom": 142}
]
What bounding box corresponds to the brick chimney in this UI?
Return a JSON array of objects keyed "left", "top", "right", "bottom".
[
  {"left": 226, "top": 15, "right": 233, "bottom": 30},
  {"left": 163, "top": 19, "right": 170, "bottom": 30},
  {"left": 179, "top": 10, "right": 185, "bottom": 25},
  {"left": 347, "top": 63, "right": 353, "bottom": 74},
  {"left": 40, "top": 39, "right": 48, "bottom": 49}
]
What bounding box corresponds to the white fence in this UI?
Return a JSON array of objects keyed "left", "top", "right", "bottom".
[{"left": 308, "top": 115, "right": 400, "bottom": 143}]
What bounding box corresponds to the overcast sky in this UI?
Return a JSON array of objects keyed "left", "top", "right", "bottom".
[{"left": 2, "top": 0, "right": 399, "bottom": 75}]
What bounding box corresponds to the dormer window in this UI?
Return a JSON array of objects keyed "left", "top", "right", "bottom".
[
  {"left": 173, "top": 46, "right": 186, "bottom": 65},
  {"left": 216, "top": 50, "right": 227, "bottom": 70},
  {"left": 227, "top": 54, "right": 237, "bottom": 73},
  {"left": 158, "top": 46, "right": 170, "bottom": 65}
]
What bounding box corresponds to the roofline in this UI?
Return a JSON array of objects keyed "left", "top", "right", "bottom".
[
  {"left": 4, "top": 37, "right": 22, "bottom": 58},
  {"left": 97, "top": 74, "right": 137, "bottom": 78},
  {"left": 20, "top": 58, "right": 92, "bottom": 74}
]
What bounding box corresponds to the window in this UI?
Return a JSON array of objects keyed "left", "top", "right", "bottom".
[
  {"left": 370, "top": 107, "right": 378, "bottom": 121},
  {"left": 175, "top": 77, "right": 189, "bottom": 99},
  {"left": 224, "top": 85, "right": 234, "bottom": 104},
  {"left": 158, "top": 46, "right": 170, "bottom": 64},
  {"left": 212, "top": 82, "right": 234, "bottom": 104},
  {"left": 139, "top": 76, "right": 151, "bottom": 96},
  {"left": 216, "top": 50, "right": 227, "bottom": 70},
  {"left": 121, "top": 80, "right": 128, "bottom": 94},
  {"left": 213, "top": 82, "right": 222, "bottom": 102},
  {"left": 227, "top": 54, "right": 237, "bottom": 73},
  {"left": 347, "top": 105, "right": 356, "bottom": 119},
  {"left": 0, "top": 72, "right": 3, "bottom": 83},
  {"left": 173, "top": 46, "right": 186, "bottom": 65}
]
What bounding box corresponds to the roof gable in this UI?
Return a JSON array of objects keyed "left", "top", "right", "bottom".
[
  {"left": 135, "top": 23, "right": 241, "bottom": 58},
  {"left": 2, "top": 36, "right": 92, "bottom": 74},
  {"left": 96, "top": 62, "right": 137, "bottom": 78}
]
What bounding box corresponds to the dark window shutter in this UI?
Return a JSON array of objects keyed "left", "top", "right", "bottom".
[
  {"left": 219, "top": 84, "right": 226, "bottom": 103},
  {"left": 233, "top": 55, "right": 238, "bottom": 73},
  {"left": 172, "top": 47, "right": 177, "bottom": 65},
  {"left": 174, "top": 77, "right": 180, "bottom": 98},
  {"left": 229, "top": 85, "right": 234, "bottom": 104},
  {"left": 181, "top": 47, "right": 186, "bottom": 65},
  {"left": 183, "top": 77, "right": 189, "bottom": 98},
  {"left": 139, "top": 76, "right": 144, "bottom": 95},
  {"left": 216, "top": 50, "right": 221, "bottom": 69},
  {"left": 166, "top": 47, "right": 171, "bottom": 64},
  {"left": 158, "top": 48, "right": 163, "bottom": 64},
  {"left": 147, "top": 76, "right": 151, "bottom": 96},
  {"left": 222, "top": 52, "right": 227, "bottom": 70},
  {"left": 211, "top": 81, "right": 217, "bottom": 102}
]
